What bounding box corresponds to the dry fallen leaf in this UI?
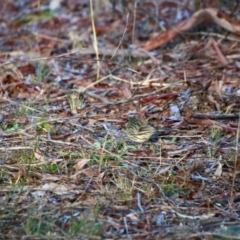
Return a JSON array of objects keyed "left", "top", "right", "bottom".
[
  {"left": 42, "top": 183, "right": 69, "bottom": 195},
  {"left": 75, "top": 158, "right": 90, "bottom": 171}
]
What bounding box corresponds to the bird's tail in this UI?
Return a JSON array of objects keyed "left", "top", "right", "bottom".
[{"left": 149, "top": 128, "right": 172, "bottom": 142}]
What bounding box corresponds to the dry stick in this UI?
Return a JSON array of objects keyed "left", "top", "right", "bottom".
[
  {"left": 190, "top": 112, "right": 240, "bottom": 120},
  {"left": 131, "top": 1, "right": 137, "bottom": 45},
  {"left": 0, "top": 146, "right": 32, "bottom": 151},
  {"left": 110, "top": 14, "right": 129, "bottom": 61},
  {"left": 213, "top": 194, "right": 240, "bottom": 205},
  {"left": 34, "top": 32, "right": 70, "bottom": 44},
  {"left": 196, "top": 31, "right": 240, "bottom": 42},
  {"left": 77, "top": 47, "right": 154, "bottom": 58},
  {"left": 131, "top": 69, "right": 160, "bottom": 97},
  {"left": 0, "top": 49, "right": 82, "bottom": 67},
  {"left": 0, "top": 47, "right": 154, "bottom": 69},
  {"left": 99, "top": 131, "right": 110, "bottom": 173},
  {"left": 230, "top": 111, "right": 240, "bottom": 206},
  {"left": 89, "top": 0, "right": 100, "bottom": 80}
]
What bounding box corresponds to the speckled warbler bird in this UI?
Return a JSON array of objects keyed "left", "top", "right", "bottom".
[{"left": 125, "top": 117, "right": 170, "bottom": 143}]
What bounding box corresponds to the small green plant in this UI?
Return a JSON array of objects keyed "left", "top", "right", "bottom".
[
  {"left": 111, "top": 175, "right": 133, "bottom": 198},
  {"left": 66, "top": 205, "right": 102, "bottom": 236},
  {"left": 22, "top": 215, "right": 57, "bottom": 235},
  {"left": 36, "top": 117, "right": 52, "bottom": 135},
  {"left": 2, "top": 121, "right": 19, "bottom": 131},
  {"left": 67, "top": 217, "right": 102, "bottom": 236},
  {"left": 46, "top": 163, "right": 59, "bottom": 173},
  {"left": 19, "top": 152, "right": 36, "bottom": 164},
  {"left": 210, "top": 127, "right": 223, "bottom": 140},
  {"left": 204, "top": 127, "right": 224, "bottom": 158},
  {"left": 11, "top": 9, "right": 54, "bottom": 27},
  {"left": 164, "top": 184, "right": 184, "bottom": 197},
  {"left": 35, "top": 63, "right": 50, "bottom": 83}
]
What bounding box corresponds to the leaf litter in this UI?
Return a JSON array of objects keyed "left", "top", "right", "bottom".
[{"left": 0, "top": 0, "right": 240, "bottom": 239}]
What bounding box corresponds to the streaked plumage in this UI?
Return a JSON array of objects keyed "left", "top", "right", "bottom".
[{"left": 125, "top": 117, "right": 168, "bottom": 143}]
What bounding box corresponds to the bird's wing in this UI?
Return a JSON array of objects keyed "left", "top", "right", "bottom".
[{"left": 139, "top": 125, "right": 155, "bottom": 134}]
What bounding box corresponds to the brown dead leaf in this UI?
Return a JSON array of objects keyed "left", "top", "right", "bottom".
[
  {"left": 187, "top": 190, "right": 203, "bottom": 200},
  {"left": 127, "top": 213, "right": 143, "bottom": 223},
  {"left": 140, "top": 93, "right": 179, "bottom": 103},
  {"left": 34, "top": 151, "right": 46, "bottom": 162},
  {"left": 142, "top": 8, "right": 240, "bottom": 50},
  {"left": 98, "top": 171, "right": 105, "bottom": 180},
  {"left": 18, "top": 63, "right": 36, "bottom": 75},
  {"left": 18, "top": 116, "right": 29, "bottom": 125},
  {"left": 96, "top": 19, "right": 121, "bottom": 34},
  {"left": 0, "top": 74, "right": 40, "bottom": 99},
  {"left": 75, "top": 158, "right": 90, "bottom": 171},
  {"left": 213, "top": 162, "right": 222, "bottom": 178},
  {"left": 185, "top": 118, "right": 237, "bottom": 133},
  {"left": 122, "top": 86, "right": 132, "bottom": 98},
  {"left": 42, "top": 183, "right": 69, "bottom": 195},
  {"left": 208, "top": 37, "right": 228, "bottom": 65},
  {"left": 83, "top": 168, "right": 99, "bottom": 177},
  {"left": 17, "top": 168, "right": 26, "bottom": 178}
]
